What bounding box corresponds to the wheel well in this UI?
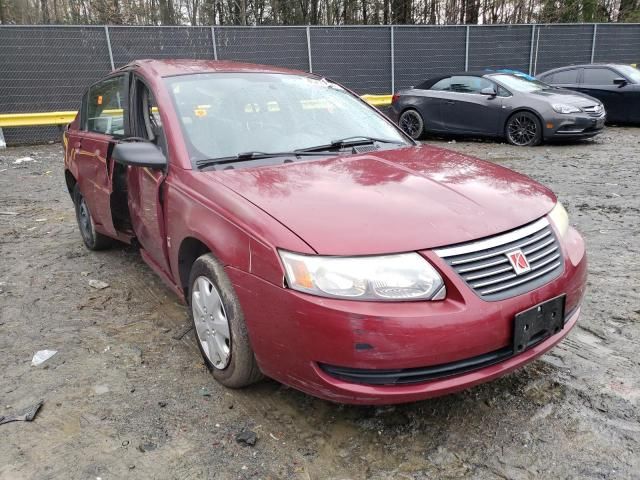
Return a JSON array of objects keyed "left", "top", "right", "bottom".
[
  {"left": 400, "top": 106, "right": 422, "bottom": 117},
  {"left": 64, "top": 170, "right": 77, "bottom": 198},
  {"left": 178, "top": 237, "right": 211, "bottom": 299}
]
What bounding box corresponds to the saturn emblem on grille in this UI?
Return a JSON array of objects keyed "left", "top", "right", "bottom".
[{"left": 507, "top": 249, "right": 531, "bottom": 275}]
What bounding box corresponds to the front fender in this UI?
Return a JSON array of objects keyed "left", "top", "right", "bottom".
[{"left": 165, "top": 168, "right": 314, "bottom": 292}]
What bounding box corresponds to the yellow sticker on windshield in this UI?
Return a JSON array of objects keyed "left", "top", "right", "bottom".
[{"left": 194, "top": 108, "right": 207, "bottom": 117}]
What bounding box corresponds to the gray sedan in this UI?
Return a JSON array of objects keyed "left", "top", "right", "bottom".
[{"left": 389, "top": 72, "right": 606, "bottom": 146}]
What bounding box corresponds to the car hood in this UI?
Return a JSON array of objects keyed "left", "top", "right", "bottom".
[
  {"left": 530, "top": 88, "right": 600, "bottom": 106},
  {"left": 208, "top": 146, "right": 556, "bottom": 255}
]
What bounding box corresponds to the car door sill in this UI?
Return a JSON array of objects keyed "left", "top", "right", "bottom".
[{"left": 140, "top": 248, "right": 185, "bottom": 303}]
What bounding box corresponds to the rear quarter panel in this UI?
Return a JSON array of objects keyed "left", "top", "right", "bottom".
[{"left": 395, "top": 90, "right": 443, "bottom": 131}]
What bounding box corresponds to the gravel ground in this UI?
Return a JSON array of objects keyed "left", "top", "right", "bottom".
[{"left": 1, "top": 128, "right": 639, "bottom": 480}]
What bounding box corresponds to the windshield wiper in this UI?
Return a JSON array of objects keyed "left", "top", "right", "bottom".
[
  {"left": 296, "top": 136, "right": 406, "bottom": 153},
  {"left": 195, "top": 151, "right": 339, "bottom": 170}
]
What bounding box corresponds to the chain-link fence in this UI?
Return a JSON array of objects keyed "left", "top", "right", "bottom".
[{"left": 1, "top": 23, "right": 639, "bottom": 145}]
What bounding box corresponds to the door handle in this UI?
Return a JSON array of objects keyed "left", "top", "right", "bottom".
[{"left": 446, "top": 100, "right": 456, "bottom": 105}]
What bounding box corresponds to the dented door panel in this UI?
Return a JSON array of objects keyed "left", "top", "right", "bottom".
[
  {"left": 74, "top": 132, "right": 118, "bottom": 237},
  {"left": 127, "top": 166, "right": 171, "bottom": 273}
]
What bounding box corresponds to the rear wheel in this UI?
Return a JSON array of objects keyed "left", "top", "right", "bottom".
[
  {"left": 189, "top": 253, "right": 263, "bottom": 388},
  {"left": 505, "top": 111, "right": 542, "bottom": 146},
  {"left": 73, "top": 184, "right": 112, "bottom": 250},
  {"left": 399, "top": 109, "right": 425, "bottom": 140}
]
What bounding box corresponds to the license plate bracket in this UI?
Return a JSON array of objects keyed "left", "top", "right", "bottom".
[{"left": 513, "top": 295, "right": 565, "bottom": 354}]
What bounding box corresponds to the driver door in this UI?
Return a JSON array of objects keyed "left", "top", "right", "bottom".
[
  {"left": 126, "top": 78, "right": 172, "bottom": 274},
  {"left": 577, "top": 67, "right": 629, "bottom": 123},
  {"left": 438, "top": 76, "right": 502, "bottom": 135}
]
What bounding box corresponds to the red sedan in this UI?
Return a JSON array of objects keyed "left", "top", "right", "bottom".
[{"left": 63, "top": 60, "right": 587, "bottom": 404}]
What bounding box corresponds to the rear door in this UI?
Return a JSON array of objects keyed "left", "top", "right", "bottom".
[
  {"left": 437, "top": 76, "right": 503, "bottom": 134},
  {"left": 73, "top": 74, "right": 129, "bottom": 238},
  {"left": 578, "top": 67, "right": 629, "bottom": 123}
]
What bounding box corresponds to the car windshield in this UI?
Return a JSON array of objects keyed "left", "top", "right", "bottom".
[
  {"left": 165, "top": 73, "right": 408, "bottom": 164},
  {"left": 616, "top": 65, "right": 640, "bottom": 84},
  {"left": 490, "top": 74, "right": 552, "bottom": 92}
]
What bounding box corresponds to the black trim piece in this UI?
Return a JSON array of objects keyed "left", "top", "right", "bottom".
[{"left": 319, "top": 347, "right": 513, "bottom": 386}]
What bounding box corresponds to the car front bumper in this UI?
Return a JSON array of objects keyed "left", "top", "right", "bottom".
[
  {"left": 227, "top": 226, "right": 587, "bottom": 405},
  {"left": 544, "top": 112, "right": 606, "bottom": 139}
]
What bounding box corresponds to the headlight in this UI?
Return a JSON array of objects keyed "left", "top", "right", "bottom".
[
  {"left": 279, "top": 251, "right": 445, "bottom": 301},
  {"left": 548, "top": 202, "right": 569, "bottom": 238},
  {"left": 552, "top": 103, "right": 581, "bottom": 114}
]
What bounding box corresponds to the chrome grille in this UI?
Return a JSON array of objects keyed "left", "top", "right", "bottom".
[
  {"left": 435, "top": 218, "right": 564, "bottom": 301},
  {"left": 582, "top": 104, "right": 604, "bottom": 117}
]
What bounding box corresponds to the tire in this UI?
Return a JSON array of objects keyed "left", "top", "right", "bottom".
[
  {"left": 188, "top": 253, "right": 263, "bottom": 388},
  {"left": 73, "top": 184, "right": 113, "bottom": 250},
  {"left": 505, "top": 111, "right": 542, "bottom": 146},
  {"left": 398, "top": 109, "right": 425, "bottom": 140}
]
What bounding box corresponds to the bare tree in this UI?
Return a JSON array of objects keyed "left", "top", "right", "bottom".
[{"left": 0, "top": 0, "right": 637, "bottom": 25}]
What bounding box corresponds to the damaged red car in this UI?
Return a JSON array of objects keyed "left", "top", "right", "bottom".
[{"left": 63, "top": 60, "right": 587, "bottom": 405}]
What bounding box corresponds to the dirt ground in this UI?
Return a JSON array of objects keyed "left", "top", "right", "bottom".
[{"left": 1, "top": 128, "right": 639, "bottom": 480}]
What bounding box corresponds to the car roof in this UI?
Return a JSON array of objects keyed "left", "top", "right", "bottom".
[
  {"left": 414, "top": 71, "right": 528, "bottom": 89},
  {"left": 116, "top": 59, "right": 313, "bottom": 78},
  {"left": 539, "top": 63, "right": 629, "bottom": 75}
]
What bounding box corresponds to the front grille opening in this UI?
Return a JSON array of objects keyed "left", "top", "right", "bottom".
[
  {"left": 436, "top": 219, "right": 564, "bottom": 301},
  {"left": 557, "top": 125, "right": 583, "bottom": 133},
  {"left": 582, "top": 105, "right": 604, "bottom": 117}
]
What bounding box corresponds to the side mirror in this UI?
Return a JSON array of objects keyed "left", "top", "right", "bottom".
[
  {"left": 480, "top": 86, "right": 497, "bottom": 97},
  {"left": 113, "top": 141, "right": 166, "bottom": 169},
  {"left": 613, "top": 78, "right": 627, "bottom": 87}
]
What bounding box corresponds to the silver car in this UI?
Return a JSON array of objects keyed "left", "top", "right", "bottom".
[{"left": 390, "top": 72, "right": 606, "bottom": 146}]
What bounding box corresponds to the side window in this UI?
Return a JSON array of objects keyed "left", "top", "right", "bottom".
[
  {"left": 87, "top": 76, "right": 128, "bottom": 136},
  {"left": 143, "top": 87, "right": 162, "bottom": 141},
  {"left": 130, "top": 79, "right": 163, "bottom": 143},
  {"left": 430, "top": 78, "right": 452, "bottom": 91},
  {"left": 446, "top": 76, "right": 494, "bottom": 94},
  {"left": 583, "top": 68, "right": 619, "bottom": 85},
  {"left": 551, "top": 69, "right": 579, "bottom": 84}
]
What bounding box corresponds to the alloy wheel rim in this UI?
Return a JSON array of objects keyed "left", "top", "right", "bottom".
[
  {"left": 508, "top": 115, "right": 537, "bottom": 146},
  {"left": 191, "top": 276, "right": 231, "bottom": 369},
  {"left": 400, "top": 112, "right": 421, "bottom": 138}
]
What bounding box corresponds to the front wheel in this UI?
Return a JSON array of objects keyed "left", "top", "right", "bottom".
[
  {"left": 398, "top": 109, "right": 425, "bottom": 140},
  {"left": 189, "top": 253, "right": 263, "bottom": 388},
  {"left": 505, "top": 111, "right": 542, "bottom": 146}
]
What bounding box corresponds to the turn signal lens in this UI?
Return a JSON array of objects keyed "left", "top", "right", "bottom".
[{"left": 287, "top": 258, "right": 314, "bottom": 289}]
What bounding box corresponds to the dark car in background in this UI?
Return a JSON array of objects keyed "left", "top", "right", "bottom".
[
  {"left": 538, "top": 64, "right": 640, "bottom": 124},
  {"left": 390, "top": 72, "right": 605, "bottom": 146}
]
